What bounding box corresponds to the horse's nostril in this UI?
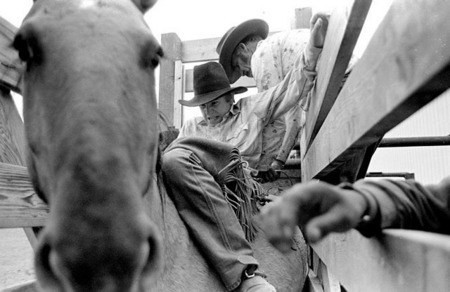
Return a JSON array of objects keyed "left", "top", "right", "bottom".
[
  {"left": 34, "top": 236, "right": 65, "bottom": 291},
  {"left": 37, "top": 242, "right": 52, "bottom": 271},
  {"left": 140, "top": 221, "right": 164, "bottom": 290}
]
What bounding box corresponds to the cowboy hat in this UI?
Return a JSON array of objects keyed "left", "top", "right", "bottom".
[
  {"left": 179, "top": 62, "right": 247, "bottom": 107},
  {"left": 216, "top": 19, "right": 269, "bottom": 84}
]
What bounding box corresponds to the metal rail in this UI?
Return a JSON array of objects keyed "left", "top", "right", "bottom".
[{"left": 379, "top": 135, "right": 450, "bottom": 147}]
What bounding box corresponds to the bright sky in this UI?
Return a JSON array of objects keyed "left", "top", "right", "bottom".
[
  {"left": 0, "top": 0, "right": 393, "bottom": 52},
  {"left": 0, "top": 0, "right": 392, "bottom": 118}
]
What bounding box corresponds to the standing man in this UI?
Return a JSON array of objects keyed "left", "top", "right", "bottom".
[
  {"left": 216, "top": 15, "right": 343, "bottom": 181},
  {"left": 217, "top": 17, "right": 379, "bottom": 185}
]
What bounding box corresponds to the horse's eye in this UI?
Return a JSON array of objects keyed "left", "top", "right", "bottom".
[
  {"left": 142, "top": 42, "right": 164, "bottom": 69},
  {"left": 13, "top": 33, "right": 32, "bottom": 62},
  {"left": 157, "top": 46, "right": 164, "bottom": 59},
  {"left": 151, "top": 57, "right": 159, "bottom": 68},
  {"left": 13, "top": 30, "right": 42, "bottom": 70},
  {"left": 151, "top": 46, "right": 164, "bottom": 68}
]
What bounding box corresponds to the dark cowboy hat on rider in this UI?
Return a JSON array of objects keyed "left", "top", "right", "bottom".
[
  {"left": 215, "top": 19, "right": 269, "bottom": 84},
  {"left": 179, "top": 61, "right": 247, "bottom": 107}
]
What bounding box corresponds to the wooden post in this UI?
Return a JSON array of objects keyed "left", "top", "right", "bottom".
[
  {"left": 158, "top": 33, "right": 182, "bottom": 127},
  {"left": 173, "top": 60, "right": 183, "bottom": 129}
]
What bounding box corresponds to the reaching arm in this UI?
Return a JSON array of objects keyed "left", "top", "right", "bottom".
[
  {"left": 258, "top": 176, "right": 450, "bottom": 252},
  {"left": 251, "top": 16, "right": 327, "bottom": 123},
  {"left": 354, "top": 177, "right": 450, "bottom": 235}
]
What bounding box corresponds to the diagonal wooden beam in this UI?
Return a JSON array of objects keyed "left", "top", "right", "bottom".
[
  {"left": 302, "top": 0, "right": 450, "bottom": 181},
  {"left": 302, "top": 0, "right": 372, "bottom": 153}
]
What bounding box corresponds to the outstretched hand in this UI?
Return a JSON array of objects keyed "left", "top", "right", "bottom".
[
  {"left": 258, "top": 181, "right": 367, "bottom": 252},
  {"left": 310, "top": 12, "right": 330, "bottom": 49}
]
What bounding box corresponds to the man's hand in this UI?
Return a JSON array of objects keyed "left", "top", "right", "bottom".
[
  {"left": 310, "top": 13, "right": 330, "bottom": 49},
  {"left": 258, "top": 181, "right": 367, "bottom": 252},
  {"left": 256, "top": 159, "right": 284, "bottom": 182}
]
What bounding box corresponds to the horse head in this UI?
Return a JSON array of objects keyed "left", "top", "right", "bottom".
[{"left": 14, "top": 0, "right": 163, "bottom": 290}]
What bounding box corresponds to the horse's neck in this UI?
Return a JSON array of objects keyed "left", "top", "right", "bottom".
[
  {"left": 145, "top": 175, "right": 308, "bottom": 292},
  {"left": 144, "top": 175, "right": 226, "bottom": 291}
]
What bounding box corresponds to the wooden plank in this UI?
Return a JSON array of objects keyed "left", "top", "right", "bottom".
[
  {"left": 0, "top": 162, "right": 48, "bottom": 228},
  {"left": 0, "top": 16, "right": 24, "bottom": 93},
  {"left": 185, "top": 68, "right": 255, "bottom": 92},
  {"left": 302, "top": 0, "right": 450, "bottom": 181},
  {"left": 158, "top": 33, "right": 182, "bottom": 126},
  {"left": 302, "top": 0, "right": 372, "bottom": 153},
  {"left": 312, "top": 229, "right": 450, "bottom": 292},
  {"left": 181, "top": 37, "right": 221, "bottom": 63}
]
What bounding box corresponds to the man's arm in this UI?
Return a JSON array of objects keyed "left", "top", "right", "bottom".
[
  {"left": 354, "top": 177, "right": 450, "bottom": 235},
  {"left": 250, "top": 17, "right": 325, "bottom": 123},
  {"left": 258, "top": 176, "right": 450, "bottom": 252}
]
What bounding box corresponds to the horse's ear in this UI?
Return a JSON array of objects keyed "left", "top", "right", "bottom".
[{"left": 132, "top": 0, "right": 158, "bottom": 13}]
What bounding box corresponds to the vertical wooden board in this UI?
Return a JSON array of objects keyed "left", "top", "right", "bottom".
[
  {"left": 158, "top": 33, "right": 182, "bottom": 126},
  {"left": 302, "top": 0, "right": 372, "bottom": 156},
  {"left": 302, "top": 0, "right": 450, "bottom": 181},
  {"left": 173, "top": 60, "right": 183, "bottom": 129}
]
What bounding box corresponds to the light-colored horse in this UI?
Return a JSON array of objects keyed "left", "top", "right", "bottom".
[{"left": 14, "top": 0, "right": 308, "bottom": 291}]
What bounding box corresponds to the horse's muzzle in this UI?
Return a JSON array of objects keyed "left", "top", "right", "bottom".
[{"left": 34, "top": 217, "right": 163, "bottom": 292}]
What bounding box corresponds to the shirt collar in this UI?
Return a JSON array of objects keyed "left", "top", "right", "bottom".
[{"left": 197, "top": 104, "right": 241, "bottom": 127}]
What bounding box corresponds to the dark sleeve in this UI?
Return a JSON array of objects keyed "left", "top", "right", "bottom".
[{"left": 352, "top": 177, "right": 450, "bottom": 236}]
